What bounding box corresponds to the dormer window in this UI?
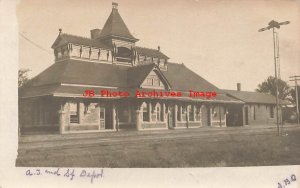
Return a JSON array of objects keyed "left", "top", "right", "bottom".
[
  {"left": 153, "top": 78, "right": 160, "bottom": 86},
  {"left": 146, "top": 56, "right": 152, "bottom": 63},
  {"left": 146, "top": 78, "right": 153, "bottom": 85},
  {"left": 70, "top": 102, "right": 79, "bottom": 123},
  {"left": 159, "top": 60, "right": 167, "bottom": 71},
  {"left": 115, "top": 47, "right": 132, "bottom": 63}
]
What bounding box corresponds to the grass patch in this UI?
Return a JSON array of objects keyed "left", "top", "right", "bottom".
[{"left": 17, "top": 128, "right": 300, "bottom": 167}]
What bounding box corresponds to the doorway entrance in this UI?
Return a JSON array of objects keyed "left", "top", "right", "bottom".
[
  {"left": 226, "top": 105, "right": 243, "bottom": 126},
  {"left": 244, "top": 107, "right": 249, "bottom": 125},
  {"left": 100, "top": 104, "right": 113, "bottom": 129}
]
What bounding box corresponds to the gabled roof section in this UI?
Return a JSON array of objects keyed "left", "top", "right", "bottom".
[
  {"left": 20, "top": 60, "right": 241, "bottom": 105},
  {"left": 161, "top": 63, "right": 221, "bottom": 92},
  {"left": 51, "top": 33, "right": 111, "bottom": 49},
  {"left": 24, "top": 61, "right": 69, "bottom": 87},
  {"left": 127, "top": 64, "right": 171, "bottom": 90},
  {"left": 24, "top": 59, "right": 130, "bottom": 88},
  {"left": 135, "top": 46, "right": 169, "bottom": 59},
  {"left": 127, "top": 63, "right": 155, "bottom": 87},
  {"left": 99, "top": 7, "right": 138, "bottom": 41},
  {"left": 222, "top": 89, "right": 290, "bottom": 105}
]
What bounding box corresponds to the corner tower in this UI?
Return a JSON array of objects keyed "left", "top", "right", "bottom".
[
  {"left": 99, "top": 2, "right": 138, "bottom": 45},
  {"left": 51, "top": 2, "right": 169, "bottom": 68},
  {"left": 97, "top": 2, "right": 139, "bottom": 63}
]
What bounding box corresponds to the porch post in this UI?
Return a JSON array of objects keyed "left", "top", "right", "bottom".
[
  {"left": 242, "top": 106, "right": 246, "bottom": 126},
  {"left": 136, "top": 109, "right": 142, "bottom": 130},
  {"left": 58, "top": 100, "right": 67, "bottom": 134},
  {"left": 38, "top": 100, "right": 43, "bottom": 126},
  {"left": 186, "top": 105, "right": 189, "bottom": 128},
  {"left": 112, "top": 104, "right": 117, "bottom": 130},
  {"left": 58, "top": 110, "right": 66, "bottom": 134},
  {"left": 208, "top": 105, "right": 212, "bottom": 126},
  {"left": 136, "top": 103, "right": 142, "bottom": 130},
  {"left": 193, "top": 105, "right": 196, "bottom": 122},
  {"left": 224, "top": 106, "right": 227, "bottom": 127},
  {"left": 128, "top": 105, "right": 132, "bottom": 123},
  {"left": 162, "top": 103, "right": 166, "bottom": 122},
  {"left": 219, "top": 105, "right": 222, "bottom": 127},
  {"left": 174, "top": 104, "right": 178, "bottom": 127},
  {"left": 149, "top": 101, "right": 152, "bottom": 122}
]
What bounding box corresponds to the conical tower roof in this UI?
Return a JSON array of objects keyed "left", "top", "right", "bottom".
[{"left": 99, "top": 2, "right": 138, "bottom": 42}]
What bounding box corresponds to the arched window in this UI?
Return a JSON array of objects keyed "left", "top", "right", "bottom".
[
  {"left": 195, "top": 106, "right": 201, "bottom": 121},
  {"left": 177, "top": 105, "right": 181, "bottom": 121},
  {"left": 142, "top": 102, "right": 149, "bottom": 122},
  {"left": 212, "top": 106, "right": 218, "bottom": 118},
  {"left": 151, "top": 103, "right": 156, "bottom": 122},
  {"left": 160, "top": 103, "right": 164, "bottom": 122},
  {"left": 70, "top": 101, "right": 79, "bottom": 123},
  {"left": 156, "top": 104, "right": 160, "bottom": 122},
  {"left": 155, "top": 103, "right": 164, "bottom": 122},
  {"left": 182, "top": 105, "right": 187, "bottom": 121},
  {"left": 188, "top": 105, "right": 194, "bottom": 121}
]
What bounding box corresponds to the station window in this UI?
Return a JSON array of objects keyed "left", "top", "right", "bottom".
[
  {"left": 188, "top": 105, "right": 194, "bottom": 121},
  {"left": 155, "top": 103, "right": 164, "bottom": 122},
  {"left": 142, "top": 102, "right": 149, "bottom": 122},
  {"left": 195, "top": 106, "right": 201, "bottom": 121},
  {"left": 70, "top": 102, "right": 79, "bottom": 123},
  {"left": 156, "top": 105, "right": 161, "bottom": 121},
  {"left": 153, "top": 78, "right": 160, "bottom": 86},
  {"left": 182, "top": 106, "right": 187, "bottom": 121},
  {"left": 151, "top": 103, "right": 156, "bottom": 122},
  {"left": 100, "top": 106, "right": 105, "bottom": 119},
  {"left": 146, "top": 78, "right": 153, "bottom": 85},
  {"left": 177, "top": 105, "right": 181, "bottom": 121},
  {"left": 270, "top": 106, "right": 274, "bottom": 118}
]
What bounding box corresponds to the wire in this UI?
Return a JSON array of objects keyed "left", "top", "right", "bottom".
[{"left": 19, "top": 32, "right": 52, "bottom": 55}]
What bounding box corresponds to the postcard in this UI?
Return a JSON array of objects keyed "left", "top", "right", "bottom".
[{"left": 0, "top": 0, "right": 300, "bottom": 187}]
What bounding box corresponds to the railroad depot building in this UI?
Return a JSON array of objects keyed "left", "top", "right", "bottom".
[
  {"left": 19, "top": 3, "right": 282, "bottom": 134},
  {"left": 222, "top": 83, "right": 287, "bottom": 126}
]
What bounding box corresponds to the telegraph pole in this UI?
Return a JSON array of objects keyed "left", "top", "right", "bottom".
[
  {"left": 289, "top": 76, "right": 300, "bottom": 125},
  {"left": 258, "top": 20, "right": 290, "bottom": 136},
  {"left": 272, "top": 27, "right": 280, "bottom": 136}
]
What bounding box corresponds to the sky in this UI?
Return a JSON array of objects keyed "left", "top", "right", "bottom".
[{"left": 17, "top": 0, "right": 300, "bottom": 91}]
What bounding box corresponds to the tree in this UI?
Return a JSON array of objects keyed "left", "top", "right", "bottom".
[
  {"left": 290, "top": 85, "right": 300, "bottom": 107},
  {"left": 256, "top": 76, "right": 290, "bottom": 100},
  {"left": 18, "top": 68, "right": 31, "bottom": 88}
]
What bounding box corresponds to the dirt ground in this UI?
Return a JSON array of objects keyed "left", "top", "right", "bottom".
[{"left": 16, "top": 124, "right": 300, "bottom": 167}]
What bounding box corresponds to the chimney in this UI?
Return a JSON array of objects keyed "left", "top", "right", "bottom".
[
  {"left": 90, "top": 29, "right": 101, "bottom": 39},
  {"left": 112, "top": 2, "right": 118, "bottom": 10},
  {"left": 237, "top": 83, "right": 241, "bottom": 91},
  {"left": 158, "top": 46, "right": 160, "bottom": 52}
]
